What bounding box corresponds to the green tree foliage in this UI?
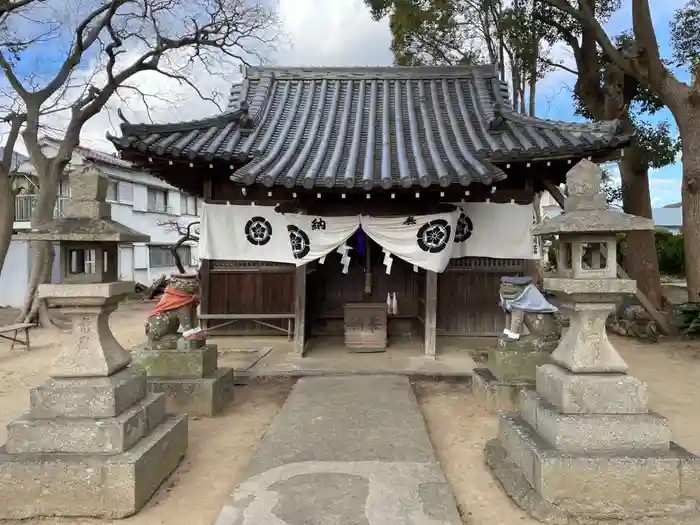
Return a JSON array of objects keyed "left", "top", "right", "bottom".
[
  {"left": 365, "top": 0, "right": 555, "bottom": 112},
  {"left": 655, "top": 230, "right": 686, "bottom": 277},
  {"left": 670, "top": 0, "right": 700, "bottom": 72},
  {"left": 570, "top": 32, "right": 681, "bottom": 175},
  {"left": 365, "top": 0, "right": 484, "bottom": 66}
]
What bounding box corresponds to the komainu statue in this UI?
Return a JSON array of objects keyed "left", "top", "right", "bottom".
[
  {"left": 607, "top": 296, "right": 660, "bottom": 342},
  {"left": 499, "top": 276, "right": 561, "bottom": 353},
  {"left": 145, "top": 273, "right": 205, "bottom": 349}
]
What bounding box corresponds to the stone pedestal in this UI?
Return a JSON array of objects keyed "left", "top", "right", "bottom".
[
  {"left": 473, "top": 338, "right": 550, "bottom": 412},
  {"left": 0, "top": 282, "right": 188, "bottom": 519},
  {"left": 488, "top": 338, "right": 552, "bottom": 383},
  {"left": 486, "top": 364, "right": 700, "bottom": 524},
  {"left": 486, "top": 160, "right": 700, "bottom": 524},
  {"left": 473, "top": 274, "right": 558, "bottom": 412},
  {"left": 472, "top": 368, "right": 530, "bottom": 412},
  {"left": 134, "top": 338, "right": 234, "bottom": 417}
]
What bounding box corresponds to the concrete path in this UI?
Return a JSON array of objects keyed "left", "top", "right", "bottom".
[{"left": 213, "top": 375, "right": 462, "bottom": 525}]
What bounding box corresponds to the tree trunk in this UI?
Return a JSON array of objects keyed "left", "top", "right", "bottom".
[
  {"left": 511, "top": 67, "right": 520, "bottom": 111},
  {"left": 0, "top": 176, "right": 15, "bottom": 276},
  {"left": 19, "top": 176, "right": 59, "bottom": 327},
  {"left": 680, "top": 112, "right": 700, "bottom": 301},
  {"left": 619, "top": 146, "right": 664, "bottom": 310}
]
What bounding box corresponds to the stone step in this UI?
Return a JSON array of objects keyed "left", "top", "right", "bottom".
[
  {"left": 29, "top": 367, "right": 147, "bottom": 419},
  {"left": 520, "top": 389, "right": 671, "bottom": 453},
  {"left": 497, "top": 412, "right": 700, "bottom": 518},
  {"left": 536, "top": 363, "right": 649, "bottom": 414},
  {"left": 6, "top": 393, "right": 166, "bottom": 455}
]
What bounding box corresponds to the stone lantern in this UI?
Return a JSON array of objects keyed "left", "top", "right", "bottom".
[
  {"left": 486, "top": 159, "right": 700, "bottom": 523},
  {"left": 0, "top": 168, "right": 188, "bottom": 519}
]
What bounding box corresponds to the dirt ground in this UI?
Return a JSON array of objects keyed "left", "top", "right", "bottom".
[
  {"left": 1, "top": 302, "right": 700, "bottom": 525},
  {"left": 415, "top": 336, "right": 700, "bottom": 525}
]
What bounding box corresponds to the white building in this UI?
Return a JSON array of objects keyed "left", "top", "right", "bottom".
[
  {"left": 0, "top": 137, "right": 201, "bottom": 307},
  {"left": 652, "top": 203, "right": 683, "bottom": 235}
]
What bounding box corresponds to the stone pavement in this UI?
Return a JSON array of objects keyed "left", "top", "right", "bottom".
[{"left": 213, "top": 375, "right": 462, "bottom": 525}]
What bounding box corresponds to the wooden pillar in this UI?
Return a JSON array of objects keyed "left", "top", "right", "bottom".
[
  {"left": 199, "top": 260, "right": 211, "bottom": 330},
  {"left": 294, "top": 265, "right": 307, "bottom": 355},
  {"left": 200, "top": 176, "right": 213, "bottom": 331},
  {"left": 424, "top": 270, "right": 437, "bottom": 358}
]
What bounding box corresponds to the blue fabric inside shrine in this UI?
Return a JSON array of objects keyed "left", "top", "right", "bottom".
[
  {"left": 356, "top": 229, "right": 366, "bottom": 255},
  {"left": 500, "top": 284, "right": 558, "bottom": 313}
]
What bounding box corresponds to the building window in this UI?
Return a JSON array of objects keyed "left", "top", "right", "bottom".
[
  {"left": 184, "top": 195, "right": 199, "bottom": 216},
  {"left": 106, "top": 180, "right": 118, "bottom": 201},
  {"left": 147, "top": 187, "right": 169, "bottom": 213},
  {"left": 105, "top": 180, "right": 134, "bottom": 204},
  {"left": 149, "top": 245, "right": 192, "bottom": 268},
  {"left": 58, "top": 178, "right": 70, "bottom": 197}
]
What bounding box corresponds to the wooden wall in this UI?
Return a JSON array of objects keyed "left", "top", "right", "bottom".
[
  {"left": 202, "top": 255, "right": 524, "bottom": 337},
  {"left": 437, "top": 258, "right": 524, "bottom": 336},
  {"left": 203, "top": 261, "right": 295, "bottom": 334}
]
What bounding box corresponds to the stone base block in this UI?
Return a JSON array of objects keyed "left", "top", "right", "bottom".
[
  {"left": 488, "top": 347, "right": 551, "bottom": 383},
  {"left": 29, "top": 367, "right": 147, "bottom": 419},
  {"left": 177, "top": 338, "right": 207, "bottom": 350},
  {"left": 485, "top": 439, "right": 700, "bottom": 525},
  {"left": 489, "top": 412, "right": 700, "bottom": 521},
  {"left": 0, "top": 414, "right": 188, "bottom": 519},
  {"left": 519, "top": 389, "right": 671, "bottom": 454},
  {"left": 472, "top": 368, "right": 529, "bottom": 412},
  {"left": 536, "top": 364, "right": 650, "bottom": 414},
  {"left": 6, "top": 394, "right": 166, "bottom": 454},
  {"left": 146, "top": 367, "right": 234, "bottom": 417},
  {"left": 134, "top": 344, "right": 218, "bottom": 378}
]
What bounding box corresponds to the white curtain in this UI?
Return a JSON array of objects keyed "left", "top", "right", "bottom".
[
  {"left": 450, "top": 202, "right": 537, "bottom": 260},
  {"left": 199, "top": 203, "right": 294, "bottom": 263},
  {"left": 360, "top": 210, "right": 460, "bottom": 273},
  {"left": 200, "top": 202, "right": 536, "bottom": 268},
  {"left": 283, "top": 214, "right": 360, "bottom": 265}
]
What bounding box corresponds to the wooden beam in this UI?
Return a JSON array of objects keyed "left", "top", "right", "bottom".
[
  {"left": 424, "top": 270, "right": 438, "bottom": 358},
  {"left": 542, "top": 179, "right": 672, "bottom": 336},
  {"left": 617, "top": 266, "right": 673, "bottom": 336},
  {"left": 541, "top": 179, "right": 566, "bottom": 208},
  {"left": 294, "top": 266, "right": 307, "bottom": 355}
]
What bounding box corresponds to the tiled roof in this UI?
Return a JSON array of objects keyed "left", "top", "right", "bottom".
[
  {"left": 109, "top": 65, "right": 629, "bottom": 189},
  {"left": 42, "top": 136, "right": 136, "bottom": 170}
]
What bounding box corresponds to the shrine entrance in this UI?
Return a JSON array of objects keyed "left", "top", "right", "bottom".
[{"left": 305, "top": 231, "right": 424, "bottom": 353}]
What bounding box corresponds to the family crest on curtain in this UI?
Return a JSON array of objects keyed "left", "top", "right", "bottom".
[{"left": 198, "top": 202, "right": 537, "bottom": 271}]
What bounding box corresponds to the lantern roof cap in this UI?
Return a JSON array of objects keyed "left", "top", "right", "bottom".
[
  {"left": 533, "top": 159, "right": 653, "bottom": 236},
  {"left": 20, "top": 167, "right": 150, "bottom": 243}
]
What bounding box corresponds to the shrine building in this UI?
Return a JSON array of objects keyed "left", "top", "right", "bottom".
[{"left": 109, "top": 65, "right": 629, "bottom": 356}]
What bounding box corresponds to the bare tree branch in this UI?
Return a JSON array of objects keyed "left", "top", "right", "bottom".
[
  {"left": 0, "top": 0, "right": 278, "bottom": 324},
  {"left": 542, "top": 58, "right": 577, "bottom": 76}
]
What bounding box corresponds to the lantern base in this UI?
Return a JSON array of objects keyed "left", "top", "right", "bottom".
[
  {"left": 0, "top": 413, "right": 187, "bottom": 519},
  {"left": 486, "top": 427, "right": 700, "bottom": 525},
  {"left": 486, "top": 364, "right": 700, "bottom": 523}
]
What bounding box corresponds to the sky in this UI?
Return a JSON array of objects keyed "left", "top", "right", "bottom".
[{"left": 3, "top": 0, "right": 691, "bottom": 207}]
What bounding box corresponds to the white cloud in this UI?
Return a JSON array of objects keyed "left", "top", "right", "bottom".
[
  {"left": 649, "top": 177, "right": 682, "bottom": 207},
  {"left": 4, "top": 0, "right": 394, "bottom": 156}
]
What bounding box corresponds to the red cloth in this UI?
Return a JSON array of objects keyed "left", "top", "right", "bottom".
[{"left": 149, "top": 287, "right": 199, "bottom": 318}]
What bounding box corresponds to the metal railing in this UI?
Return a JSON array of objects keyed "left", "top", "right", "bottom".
[{"left": 14, "top": 195, "right": 70, "bottom": 222}]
